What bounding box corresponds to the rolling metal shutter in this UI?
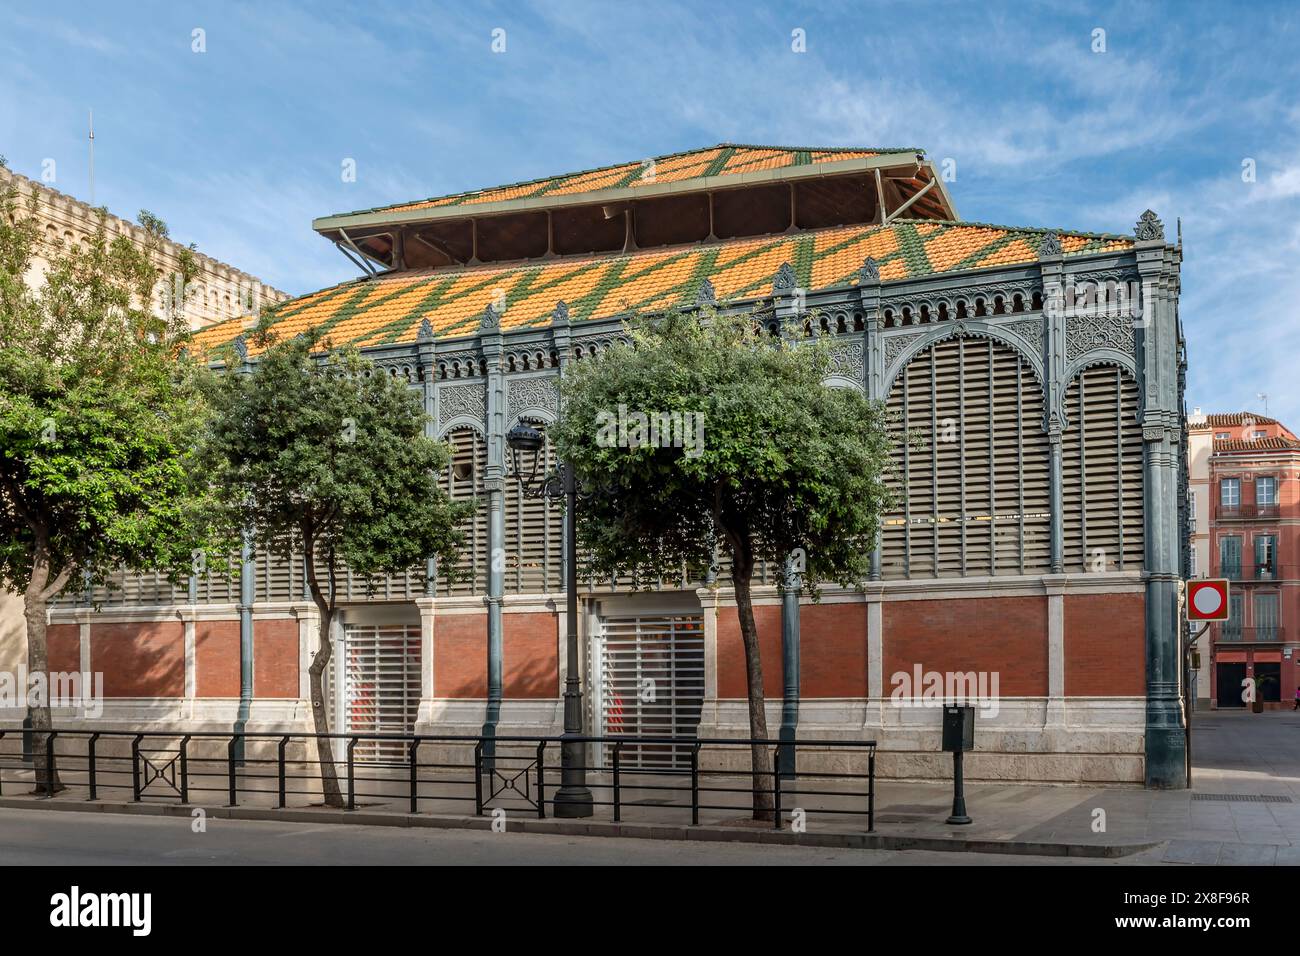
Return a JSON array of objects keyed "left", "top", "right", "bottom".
[
  {"left": 593, "top": 614, "right": 705, "bottom": 771},
  {"left": 328, "top": 624, "right": 421, "bottom": 763}
]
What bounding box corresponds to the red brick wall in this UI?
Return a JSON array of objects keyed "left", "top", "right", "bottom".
[
  {"left": 801, "top": 602, "right": 868, "bottom": 698},
  {"left": 717, "top": 603, "right": 782, "bottom": 699},
  {"left": 195, "top": 620, "right": 239, "bottom": 697},
  {"left": 884, "top": 596, "right": 1048, "bottom": 697},
  {"left": 46, "top": 624, "right": 80, "bottom": 673},
  {"left": 254, "top": 619, "right": 299, "bottom": 698},
  {"left": 434, "top": 613, "right": 487, "bottom": 698},
  {"left": 1064, "top": 592, "right": 1146, "bottom": 696},
  {"left": 90, "top": 621, "right": 185, "bottom": 697},
  {"left": 503, "top": 612, "right": 558, "bottom": 698}
]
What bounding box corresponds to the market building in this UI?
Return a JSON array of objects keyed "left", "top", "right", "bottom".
[
  {"left": 1199, "top": 412, "right": 1300, "bottom": 710},
  {"left": 33, "top": 144, "right": 1190, "bottom": 787}
]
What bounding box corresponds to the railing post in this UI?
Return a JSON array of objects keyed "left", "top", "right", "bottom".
[
  {"left": 868, "top": 746, "right": 876, "bottom": 833},
  {"left": 179, "top": 735, "right": 190, "bottom": 804},
  {"left": 44, "top": 732, "right": 57, "bottom": 798},
  {"left": 690, "top": 742, "right": 701, "bottom": 826},
  {"left": 131, "top": 734, "right": 143, "bottom": 802},
  {"left": 772, "top": 745, "right": 782, "bottom": 830},
  {"left": 87, "top": 732, "right": 100, "bottom": 800},
  {"left": 0, "top": 731, "right": 5, "bottom": 795},
  {"left": 535, "top": 741, "right": 547, "bottom": 819},
  {"left": 409, "top": 738, "right": 420, "bottom": 814},
  {"left": 278, "top": 736, "right": 289, "bottom": 808},
  {"left": 612, "top": 742, "right": 622, "bottom": 823},
  {"left": 473, "top": 741, "right": 484, "bottom": 815},
  {"left": 227, "top": 736, "right": 238, "bottom": 807},
  {"left": 346, "top": 737, "right": 357, "bottom": 811}
]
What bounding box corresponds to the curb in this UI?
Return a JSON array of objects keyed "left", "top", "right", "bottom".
[{"left": 0, "top": 795, "right": 1158, "bottom": 858}]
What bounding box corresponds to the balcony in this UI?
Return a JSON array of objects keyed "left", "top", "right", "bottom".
[
  {"left": 1216, "top": 625, "right": 1286, "bottom": 643},
  {"left": 1219, "top": 563, "right": 1293, "bottom": 582},
  {"left": 1216, "top": 503, "right": 1280, "bottom": 520}
]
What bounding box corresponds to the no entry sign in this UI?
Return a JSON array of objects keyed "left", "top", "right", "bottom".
[{"left": 1187, "top": 579, "right": 1230, "bottom": 621}]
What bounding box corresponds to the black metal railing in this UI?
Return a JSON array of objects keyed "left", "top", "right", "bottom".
[
  {"left": 0, "top": 729, "right": 876, "bottom": 832},
  {"left": 1216, "top": 503, "right": 1280, "bottom": 520},
  {"left": 1216, "top": 625, "right": 1285, "bottom": 643}
]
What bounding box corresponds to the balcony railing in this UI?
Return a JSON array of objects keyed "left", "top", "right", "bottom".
[
  {"left": 1216, "top": 625, "right": 1286, "bottom": 643},
  {"left": 1219, "top": 563, "right": 1294, "bottom": 582},
  {"left": 1216, "top": 503, "right": 1280, "bottom": 520}
]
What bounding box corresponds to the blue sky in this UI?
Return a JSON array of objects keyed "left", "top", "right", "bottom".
[{"left": 2, "top": 1, "right": 1298, "bottom": 423}]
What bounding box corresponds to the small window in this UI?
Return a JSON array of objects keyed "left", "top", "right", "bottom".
[
  {"left": 1215, "top": 432, "right": 1231, "bottom": 439},
  {"left": 1257, "top": 476, "right": 1278, "bottom": 506},
  {"left": 1221, "top": 478, "right": 1241, "bottom": 507}
]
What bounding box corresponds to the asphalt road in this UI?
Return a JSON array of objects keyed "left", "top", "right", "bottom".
[{"left": 0, "top": 808, "right": 1148, "bottom": 865}]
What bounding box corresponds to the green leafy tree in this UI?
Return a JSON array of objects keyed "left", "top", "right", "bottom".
[
  {"left": 0, "top": 182, "right": 209, "bottom": 793},
  {"left": 203, "top": 329, "right": 473, "bottom": 807},
  {"left": 551, "top": 310, "right": 896, "bottom": 818}
]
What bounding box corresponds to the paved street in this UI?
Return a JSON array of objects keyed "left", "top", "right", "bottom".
[
  {"left": 0, "top": 807, "right": 1144, "bottom": 866},
  {"left": 2, "top": 709, "right": 1297, "bottom": 865}
]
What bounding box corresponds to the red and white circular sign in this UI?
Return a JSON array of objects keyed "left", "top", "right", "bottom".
[{"left": 1188, "top": 579, "right": 1230, "bottom": 621}]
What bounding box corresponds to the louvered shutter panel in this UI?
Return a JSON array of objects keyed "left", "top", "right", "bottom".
[
  {"left": 1061, "top": 366, "right": 1144, "bottom": 572},
  {"left": 882, "top": 335, "right": 1051, "bottom": 578},
  {"left": 439, "top": 427, "right": 488, "bottom": 595}
]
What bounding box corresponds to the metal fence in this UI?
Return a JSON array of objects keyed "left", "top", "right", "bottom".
[{"left": 0, "top": 728, "right": 876, "bottom": 832}]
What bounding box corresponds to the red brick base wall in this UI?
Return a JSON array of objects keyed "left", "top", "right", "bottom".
[
  {"left": 884, "top": 597, "right": 1049, "bottom": 698},
  {"left": 433, "top": 613, "right": 488, "bottom": 698},
  {"left": 91, "top": 621, "right": 185, "bottom": 697},
  {"left": 195, "top": 621, "right": 239, "bottom": 697},
  {"left": 503, "top": 612, "right": 558, "bottom": 698},
  {"left": 254, "top": 619, "right": 299, "bottom": 698},
  {"left": 1064, "top": 593, "right": 1145, "bottom": 696}
]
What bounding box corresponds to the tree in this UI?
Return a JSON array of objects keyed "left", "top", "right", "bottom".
[
  {"left": 203, "top": 329, "right": 473, "bottom": 807},
  {"left": 551, "top": 309, "right": 896, "bottom": 818},
  {"left": 0, "top": 180, "right": 209, "bottom": 794}
]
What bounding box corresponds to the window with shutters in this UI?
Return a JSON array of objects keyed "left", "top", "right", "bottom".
[
  {"left": 1219, "top": 535, "right": 1242, "bottom": 579},
  {"left": 881, "top": 335, "right": 1051, "bottom": 578},
  {"left": 1060, "top": 365, "right": 1144, "bottom": 573}
]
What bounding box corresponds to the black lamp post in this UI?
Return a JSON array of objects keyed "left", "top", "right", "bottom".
[{"left": 506, "top": 422, "right": 594, "bottom": 818}]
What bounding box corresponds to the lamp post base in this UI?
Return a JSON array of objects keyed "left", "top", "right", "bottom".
[{"left": 552, "top": 786, "right": 595, "bottom": 818}]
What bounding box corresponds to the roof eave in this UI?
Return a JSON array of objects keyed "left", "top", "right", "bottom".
[{"left": 312, "top": 153, "right": 950, "bottom": 235}]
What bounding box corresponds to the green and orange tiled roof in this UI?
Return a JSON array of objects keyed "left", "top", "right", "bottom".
[
  {"left": 193, "top": 220, "right": 1133, "bottom": 360},
  {"left": 335, "top": 144, "right": 918, "bottom": 217}
]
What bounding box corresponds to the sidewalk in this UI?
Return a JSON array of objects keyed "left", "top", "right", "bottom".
[{"left": 3, "top": 709, "right": 1298, "bottom": 862}]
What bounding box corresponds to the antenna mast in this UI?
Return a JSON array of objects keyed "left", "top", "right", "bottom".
[{"left": 88, "top": 109, "right": 95, "bottom": 205}]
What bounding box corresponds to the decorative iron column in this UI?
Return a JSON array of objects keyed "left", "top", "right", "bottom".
[
  {"left": 860, "top": 258, "right": 884, "bottom": 581},
  {"left": 480, "top": 306, "right": 505, "bottom": 764},
  {"left": 1039, "top": 237, "right": 1066, "bottom": 574},
  {"left": 233, "top": 337, "right": 255, "bottom": 765},
  {"left": 778, "top": 555, "right": 801, "bottom": 777},
  {"left": 1135, "top": 210, "right": 1187, "bottom": 789},
  {"left": 235, "top": 532, "right": 255, "bottom": 764},
  {"left": 418, "top": 320, "right": 439, "bottom": 597}
]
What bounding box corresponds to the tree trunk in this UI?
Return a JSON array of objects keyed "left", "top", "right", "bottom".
[
  {"left": 730, "top": 544, "right": 773, "bottom": 821},
  {"left": 23, "top": 586, "right": 64, "bottom": 795},
  {"left": 307, "top": 608, "right": 343, "bottom": 808}
]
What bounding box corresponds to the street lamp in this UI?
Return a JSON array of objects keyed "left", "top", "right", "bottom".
[{"left": 506, "top": 422, "right": 594, "bottom": 818}]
